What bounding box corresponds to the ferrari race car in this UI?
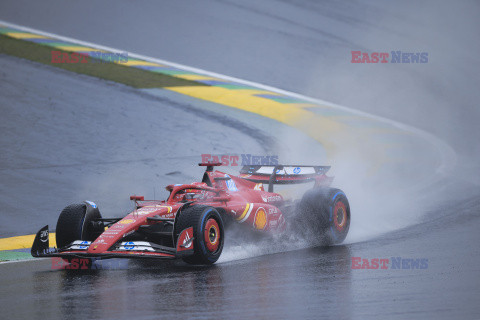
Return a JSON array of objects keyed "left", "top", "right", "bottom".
[{"left": 31, "top": 163, "right": 350, "bottom": 265}]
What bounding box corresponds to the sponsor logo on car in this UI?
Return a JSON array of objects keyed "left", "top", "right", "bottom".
[
  {"left": 123, "top": 242, "right": 135, "bottom": 250},
  {"left": 122, "top": 230, "right": 135, "bottom": 238},
  {"left": 102, "top": 231, "right": 119, "bottom": 236},
  {"left": 254, "top": 183, "right": 263, "bottom": 191},
  {"left": 157, "top": 206, "right": 173, "bottom": 213},
  {"left": 261, "top": 195, "right": 282, "bottom": 203},
  {"left": 135, "top": 207, "right": 158, "bottom": 215},
  {"left": 40, "top": 230, "right": 49, "bottom": 243},
  {"left": 183, "top": 232, "right": 192, "bottom": 249},
  {"left": 85, "top": 200, "right": 97, "bottom": 208},
  {"left": 268, "top": 207, "right": 278, "bottom": 214},
  {"left": 119, "top": 219, "right": 135, "bottom": 225},
  {"left": 254, "top": 208, "right": 267, "bottom": 230},
  {"left": 177, "top": 227, "right": 194, "bottom": 251},
  {"left": 78, "top": 241, "right": 90, "bottom": 249},
  {"left": 225, "top": 175, "right": 238, "bottom": 192}
]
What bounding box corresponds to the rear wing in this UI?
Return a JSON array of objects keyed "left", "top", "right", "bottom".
[{"left": 239, "top": 165, "right": 331, "bottom": 192}]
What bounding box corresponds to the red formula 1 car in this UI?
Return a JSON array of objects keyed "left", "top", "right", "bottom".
[{"left": 31, "top": 163, "right": 350, "bottom": 265}]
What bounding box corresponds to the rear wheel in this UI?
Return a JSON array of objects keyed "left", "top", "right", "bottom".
[
  {"left": 55, "top": 202, "right": 102, "bottom": 248},
  {"left": 297, "top": 188, "right": 350, "bottom": 244},
  {"left": 175, "top": 205, "right": 224, "bottom": 265}
]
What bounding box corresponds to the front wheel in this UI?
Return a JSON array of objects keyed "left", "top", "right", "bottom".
[
  {"left": 175, "top": 205, "right": 224, "bottom": 265},
  {"left": 55, "top": 202, "right": 103, "bottom": 248}
]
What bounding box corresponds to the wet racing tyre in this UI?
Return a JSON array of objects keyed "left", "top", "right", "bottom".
[
  {"left": 55, "top": 202, "right": 102, "bottom": 248},
  {"left": 297, "top": 188, "right": 350, "bottom": 245},
  {"left": 176, "top": 205, "right": 224, "bottom": 265}
]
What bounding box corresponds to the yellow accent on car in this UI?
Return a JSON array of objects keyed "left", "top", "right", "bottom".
[{"left": 236, "top": 203, "right": 250, "bottom": 221}]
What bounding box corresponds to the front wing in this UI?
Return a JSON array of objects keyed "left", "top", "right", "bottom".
[{"left": 31, "top": 225, "right": 193, "bottom": 260}]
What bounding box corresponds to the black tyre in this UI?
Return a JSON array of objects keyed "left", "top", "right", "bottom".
[
  {"left": 55, "top": 202, "right": 102, "bottom": 248},
  {"left": 297, "top": 188, "right": 350, "bottom": 245},
  {"left": 175, "top": 205, "right": 224, "bottom": 265}
]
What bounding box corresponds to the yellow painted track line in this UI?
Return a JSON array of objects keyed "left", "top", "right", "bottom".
[
  {"left": 120, "top": 60, "right": 164, "bottom": 67},
  {"left": 4, "top": 32, "right": 48, "bottom": 39},
  {"left": 174, "top": 74, "right": 221, "bottom": 81},
  {"left": 51, "top": 45, "right": 99, "bottom": 52},
  {"left": 0, "top": 233, "right": 56, "bottom": 251}
]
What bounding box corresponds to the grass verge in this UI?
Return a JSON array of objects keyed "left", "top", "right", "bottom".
[{"left": 0, "top": 35, "right": 206, "bottom": 88}]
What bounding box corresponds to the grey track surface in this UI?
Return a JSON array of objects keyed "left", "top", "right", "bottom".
[{"left": 1, "top": 1, "right": 480, "bottom": 319}]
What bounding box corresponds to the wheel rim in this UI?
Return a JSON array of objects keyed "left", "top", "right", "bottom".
[
  {"left": 204, "top": 218, "right": 220, "bottom": 253},
  {"left": 333, "top": 201, "right": 347, "bottom": 232}
]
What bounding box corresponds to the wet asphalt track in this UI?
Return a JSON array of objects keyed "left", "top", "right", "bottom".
[{"left": 1, "top": 1, "right": 480, "bottom": 319}]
